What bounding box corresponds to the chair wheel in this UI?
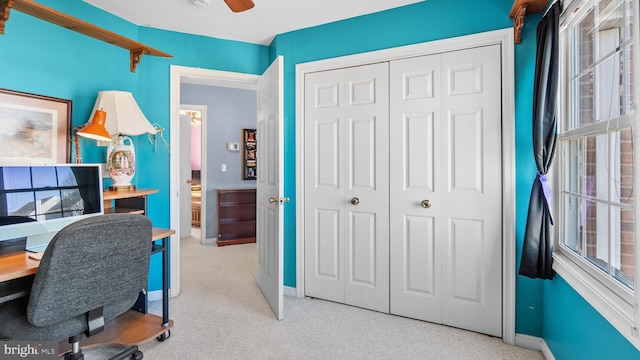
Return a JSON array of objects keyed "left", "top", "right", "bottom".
[
  {"left": 156, "top": 330, "right": 171, "bottom": 342},
  {"left": 130, "top": 351, "right": 143, "bottom": 360}
]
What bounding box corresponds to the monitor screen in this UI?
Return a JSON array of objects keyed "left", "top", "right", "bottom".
[{"left": 0, "top": 164, "right": 103, "bottom": 244}]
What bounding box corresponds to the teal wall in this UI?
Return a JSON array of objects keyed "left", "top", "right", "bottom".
[
  {"left": 543, "top": 276, "right": 640, "bottom": 359},
  {"left": 0, "top": 0, "right": 269, "bottom": 292},
  {"left": 1, "top": 0, "right": 639, "bottom": 358}
]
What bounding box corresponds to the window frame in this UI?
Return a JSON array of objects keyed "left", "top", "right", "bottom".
[{"left": 553, "top": 0, "right": 640, "bottom": 350}]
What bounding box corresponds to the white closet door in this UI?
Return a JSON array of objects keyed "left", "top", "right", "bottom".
[
  {"left": 389, "top": 54, "right": 443, "bottom": 323},
  {"left": 389, "top": 44, "right": 503, "bottom": 337},
  {"left": 440, "top": 45, "right": 502, "bottom": 337},
  {"left": 305, "top": 63, "right": 390, "bottom": 313},
  {"left": 304, "top": 68, "right": 346, "bottom": 304}
]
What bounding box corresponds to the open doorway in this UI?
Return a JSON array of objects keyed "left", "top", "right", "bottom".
[
  {"left": 169, "top": 65, "right": 260, "bottom": 297},
  {"left": 179, "top": 105, "right": 207, "bottom": 243}
]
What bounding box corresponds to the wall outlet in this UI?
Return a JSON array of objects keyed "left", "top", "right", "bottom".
[{"left": 221, "top": 164, "right": 227, "bottom": 172}]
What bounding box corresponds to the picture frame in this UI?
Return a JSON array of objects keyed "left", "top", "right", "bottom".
[
  {"left": 0, "top": 88, "right": 72, "bottom": 164},
  {"left": 242, "top": 128, "right": 256, "bottom": 180}
]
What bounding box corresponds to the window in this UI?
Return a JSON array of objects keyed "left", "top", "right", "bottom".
[{"left": 555, "top": 0, "right": 639, "bottom": 348}]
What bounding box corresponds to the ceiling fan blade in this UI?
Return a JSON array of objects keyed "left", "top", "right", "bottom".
[{"left": 224, "top": 0, "right": 255, "bottom": 12}]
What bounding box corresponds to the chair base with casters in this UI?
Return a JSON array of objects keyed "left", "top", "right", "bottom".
[
  {"left": 61, "top": 334, "right": 143, "bottom": 360},
  {"left": 0, "top": 214, "right": 153, "bottom": 360}
]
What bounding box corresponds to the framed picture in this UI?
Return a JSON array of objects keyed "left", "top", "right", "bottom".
[
  {"left": 0, "top": 89, "right": 72, "bottom": 164},
  {"left": 242, "top": 128, "right": 256, "bottom": 180}
]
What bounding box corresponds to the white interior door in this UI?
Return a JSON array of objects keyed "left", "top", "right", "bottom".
[
  {"left": 304, "top": 63, "right": 390, "bottom": 313},
  {"left": 389, "top": 44, "right": 503, "bottom": 337},
  {"left": 179, "top": 114, "right": 192, "bottom": 238},
  {"left": 256, "top": 56, "right": 284, "bottom": 320}
]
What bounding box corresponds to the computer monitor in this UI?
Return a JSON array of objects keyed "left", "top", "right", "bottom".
[{"left": 0, "top": 164, "right": 104, "bottom": 251}]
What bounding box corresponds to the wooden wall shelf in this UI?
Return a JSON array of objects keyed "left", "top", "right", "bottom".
[
  {"left": 0, "top": 0, "right": 172, "bottom": 72},
  {"left": 509, "top": 0, "right": 550, "bottom": 44}
]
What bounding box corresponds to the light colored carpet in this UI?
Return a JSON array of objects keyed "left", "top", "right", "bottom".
[{"left": 139, "top": 232, "right": 545, "bottom": 360}]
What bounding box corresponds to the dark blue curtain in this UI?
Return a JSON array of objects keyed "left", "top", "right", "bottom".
[{"left": 519, "top": 1, "right": 562, "bottom": 280}]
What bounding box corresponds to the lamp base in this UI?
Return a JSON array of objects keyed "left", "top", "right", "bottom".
[{"left": 109, "top": 184, "right": 136, "bottom": 192}]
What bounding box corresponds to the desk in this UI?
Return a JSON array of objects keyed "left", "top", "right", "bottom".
[{"left": 0, "top": 227, "right": 175, "bottom": 346}]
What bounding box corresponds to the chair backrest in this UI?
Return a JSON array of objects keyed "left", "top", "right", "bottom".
[{"left": 26, "top": 213, "right": 152, "bottom": 328}]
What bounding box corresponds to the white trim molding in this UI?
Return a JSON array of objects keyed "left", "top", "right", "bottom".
[
  {"left": 283, "top": 286, "right": 297, "bottom": 297},
  {"left": 295, "top": 28, "right": 516, "bottom": 343},
  {"left": 515, "top": 334, "right": 555, "bottom": 360}
]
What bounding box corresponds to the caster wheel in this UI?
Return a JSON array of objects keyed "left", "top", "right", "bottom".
[
  {"left": 156, "top": 330, "right": 171, "bottom": 342},
  {"left": 130, "top": 351, "right": 143, "bottom": 360}
]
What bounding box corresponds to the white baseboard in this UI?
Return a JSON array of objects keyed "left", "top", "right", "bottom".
[
  {"left": 202, "top": 237, "right": 216, "bottom": 245},
  {"left": 284, "top": 286, "right": 296, "bottom": 297},
  {"left": 540, "top": 340, "right": 555, "bottom": 360},
  {"left": 515, "top": 334, "right": 555, "bottom": 360},
  {"left": 148, "top": 290, "right": 162, "bottom": 302}
]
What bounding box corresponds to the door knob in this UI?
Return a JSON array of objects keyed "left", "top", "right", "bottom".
[
  {"left": 268, "top": 196, "right": 290, "bottom": 204},
  {"left": 421, "top": 200, "right": 431, "bottom": 208},
  {"left": 351, "top": 197, "right": 360, "bottom": 205},
  {"left": 186, "top": 179, "right": 192, "bottom": 184}
]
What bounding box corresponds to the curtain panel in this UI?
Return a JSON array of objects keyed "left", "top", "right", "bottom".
[{"left": 519, "top": 1, "right": 562, "bottom": 280}]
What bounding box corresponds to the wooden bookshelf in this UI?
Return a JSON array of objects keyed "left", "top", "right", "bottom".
[
  {"left": 217, "top": 188, "right": 256, "bottom": 246},
  {"left": 0, "top": 0, "right": 172, "bottom": 72},
  {"left": 103, "top": 188, "right": 159, "bottom": 215}
]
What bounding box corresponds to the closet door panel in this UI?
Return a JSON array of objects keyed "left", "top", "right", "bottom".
[
  {"left": 440, "top": 45, "right": 503, "bottom": 337},
  {"left": 389, "top": 54, "right": 443, "bottom": 322},
  {"left": 305, "top": 63, "right": 390, "bottom": 313},
  {"left": 304, "top": 70, "right": 345, "bottom": 303},
  {"left": 343, "top": 63, "right": 390, "bottom": 313}
]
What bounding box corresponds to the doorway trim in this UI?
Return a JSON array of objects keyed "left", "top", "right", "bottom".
[
  {"left": 294, "top": 28, "right": 516, "bottom": 343},
  {"left": 169, "top": 65, "right": 259, "bottom": 298}
]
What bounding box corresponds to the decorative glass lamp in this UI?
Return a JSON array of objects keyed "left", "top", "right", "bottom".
[{"left": 86, "top": 91, "right": 157, "bottom": 191}]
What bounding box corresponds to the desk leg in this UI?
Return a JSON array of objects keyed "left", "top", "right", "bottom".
[{"left": 162, "top": 236, "right": 169, "bottom": 327}]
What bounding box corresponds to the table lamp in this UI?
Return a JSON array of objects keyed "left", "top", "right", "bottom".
[
  {"left": 74, "top": 109, "right": 111, "bottom": 163},
  {"left": 87, "top": 90, "right": 157, "bottom": 191}
]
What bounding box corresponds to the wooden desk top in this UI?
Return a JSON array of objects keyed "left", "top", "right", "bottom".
[
  {"left": 0, "top": 252, "right": 40, "bottom": 283},
  {"left": 103, "top": 188, "right": 159, "bottom": 200},
  {"left": 0, "top": 227, "right": 175, "bottom": 283},
  {"left": 152, "top": 227, "right": 175, "bottom": 241}
]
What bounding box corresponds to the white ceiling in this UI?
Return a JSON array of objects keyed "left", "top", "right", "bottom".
[{"left": 82, "top": 0, "right": 424, "bottom": 45}]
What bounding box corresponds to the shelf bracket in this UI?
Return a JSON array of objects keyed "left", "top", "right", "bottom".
[
  {"left": 509, "top": 0, "right": 550, "bottom": 44},
  {"left": 511, "top": 4, "right": 527, "bottom": 44},
  {"left": 0, "top": 0, "right": 14, "bottom": 35},
  {"left": 130, "top": 48, "right": 149, "bottom": 73}
]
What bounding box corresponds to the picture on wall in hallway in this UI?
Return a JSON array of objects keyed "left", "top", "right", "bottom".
[{"left": 243, "top": 128, "right": 256, "bottom": 180}]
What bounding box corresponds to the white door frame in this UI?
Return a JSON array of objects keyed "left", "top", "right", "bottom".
[
  {"left": 295, "top": 28, "right": 516, "bottom": 344},
  {"left": 180, "top": 104, "right": 207, "bottom": 244},
  {"left": 169, "top": 65, "right": 259, "bottom": 298}
]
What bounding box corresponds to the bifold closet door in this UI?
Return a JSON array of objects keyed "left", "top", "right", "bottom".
[
  {"left": 304, "top": 63, "right": 390, "bottom": 313},
  {"left": 389, "top": 44, "right": 503, "bottom": 337}
]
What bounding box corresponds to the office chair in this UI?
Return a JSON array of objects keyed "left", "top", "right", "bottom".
[{"left": 0, "top": 213, "right": 152, "bottom": 360}]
